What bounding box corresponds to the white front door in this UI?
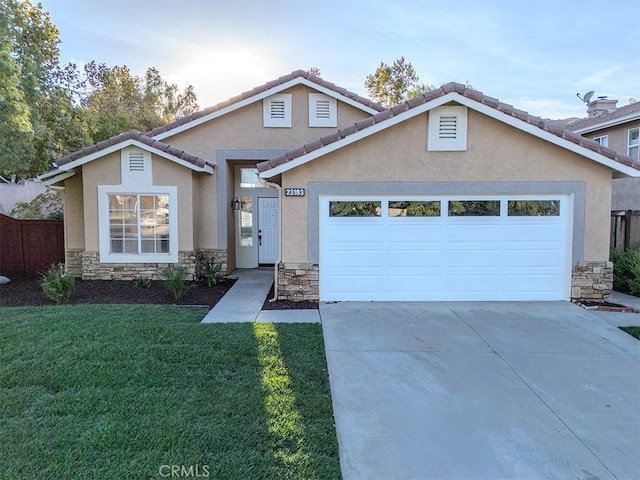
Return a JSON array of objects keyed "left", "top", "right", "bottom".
[{"left": 258, "top": 197, "right": 279, "bottom": 264}]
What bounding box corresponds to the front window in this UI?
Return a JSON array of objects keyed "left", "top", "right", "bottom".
[
  {"left": 628, "top": 128, "right": 639, "bottom": 161},
  {"left": 240, "top": 168, "right": 260, "bottom": 188},
  {"left": 109, "top": 194, "right": 170, "bottom": 254}
]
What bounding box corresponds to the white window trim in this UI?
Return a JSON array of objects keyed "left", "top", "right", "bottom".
[
  {"left": 263, "top": 94, "right": 292, "bottom": 128},
  {"left": 98, "top": 185, "right": 178, "bottom": 263},
  {"left": 427, "top": 105, "right": 468, "bottom": 151},
  {"left": 592, "top": 135, "right": 608, "bottom": 147},
  {"left": 309, "top": 93, "right": 337, "bottom": 127},
  {"left": 628, "top": 127, "right": 639, "bottom": 159}
]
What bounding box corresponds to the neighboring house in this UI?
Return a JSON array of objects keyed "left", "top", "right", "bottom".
[
  {"left": 567, "top": 99, "right": 640, "bottom": 210},
  {"left": 40, "top": 72, "right": 640, "bottom": 303}
]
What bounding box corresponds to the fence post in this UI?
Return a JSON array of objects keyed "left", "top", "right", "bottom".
[{"left": 624, "top": 210, "right": 632, "bottom": 251}]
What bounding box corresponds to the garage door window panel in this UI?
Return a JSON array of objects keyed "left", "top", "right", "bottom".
[
  {"left": 508, "top": 200, "right": 560, "bottom": 216},
  {"left": 388, "top": 201, "right": 441, "bottom": 217},
  {"left": 448, "top": 200, "right": 500, "bottom": 216},
  {"left": 329, "top": 201, "right": 381, "bottom": 217}
]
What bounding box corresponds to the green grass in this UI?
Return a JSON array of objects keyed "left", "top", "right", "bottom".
[
  {"left": 0, "top": 305, "right": 340, "bottom": 479},
  {"left": 620, "top": 326, "right": 640, "bottom": 340}
]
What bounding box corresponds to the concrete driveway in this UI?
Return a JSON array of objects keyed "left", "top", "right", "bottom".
[{"left": 320, "top": 301, "right": 640, "bottom": 480}]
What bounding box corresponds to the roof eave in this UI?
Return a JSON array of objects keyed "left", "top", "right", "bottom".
[
  {"left": 38, "top": 170, "right": 76, "bottom": 186},
  {"left": 260, "top": 92, "right": 640, "bottom": 179},
  {"left": 572, "top": 112, "right": 640, "bottom": 134}
]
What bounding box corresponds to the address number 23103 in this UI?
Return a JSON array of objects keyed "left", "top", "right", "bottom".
[{"left": 284, "top": 188, "right": 305, "bottom": 197}]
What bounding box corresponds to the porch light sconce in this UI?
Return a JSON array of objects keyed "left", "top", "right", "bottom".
[{"left": 231, "top": 197, "right": 240, "bottom": 210}]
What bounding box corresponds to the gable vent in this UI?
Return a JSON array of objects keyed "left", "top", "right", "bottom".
[
  {"left": 128, "top": 152, "right": 145, "bottom": 172},
  {"left": 315, "top": 100, "right": 331, "bottom": 119},
  {"left": 269, "top": 100, "right": 286, "bottom": 119},
  {"left": 438, "top": 114, "right": 458, "bottom": 139}
]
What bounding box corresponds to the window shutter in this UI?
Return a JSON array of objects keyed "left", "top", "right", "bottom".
[
  {"left": 438, "top": 114, "right": 458, "bottom": 139},
  {"left": 128, "top": 152, "right": 145, "bottom": 172}
]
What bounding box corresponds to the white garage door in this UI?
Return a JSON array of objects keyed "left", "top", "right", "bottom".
[{"left": 320, "top": 196, "right": 572, "bottom": 301}]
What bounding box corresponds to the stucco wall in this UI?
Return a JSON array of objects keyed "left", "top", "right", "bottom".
[
  {"left": 164, "top": 85, "right": 371, "bottom": 159},
  {"left": 82, "top": 152, "right": 120, "bottom": 251},
  {"left": 281, "top": 109, "right": 613, "bottom": 263},
  {"left": 63, "top": 174, "right": 85, "bottom": 249},
  {"left": 583, "top": 120, "right": 640, "bottom": 157}
]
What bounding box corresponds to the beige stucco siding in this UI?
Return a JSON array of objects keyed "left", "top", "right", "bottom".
[
  {"left": 82, "top": 152, "right": 120, "bottom": 251},
  {"left": 63, "top": 173, "right": 85, "bottom": 249},
  {"left": 164, "top": 85, "right": 371, "bottom": 159},
  {"left": 281, "top": 109, "right": 613, "bottom": 263},
  {"left": 152, "top": 154, "right": 195, "bottom": 251},
  {"left": 584, "top": 120, "right": 640, "bottom": 157}
]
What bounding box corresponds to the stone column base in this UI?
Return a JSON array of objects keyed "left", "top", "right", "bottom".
[
  {"left": 277, "top": 263, "right": 319, "bottom": 301},
  {"left": 571, "top": 261, "right": 613, "bottom": 302}
]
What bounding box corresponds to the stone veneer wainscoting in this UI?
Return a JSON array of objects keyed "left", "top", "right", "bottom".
[
  {"left": 277, "top": 263, "right": 319, "bottom": 301},
  {"left": 571, "top": 261, "right": 613, "bottom": 302}
]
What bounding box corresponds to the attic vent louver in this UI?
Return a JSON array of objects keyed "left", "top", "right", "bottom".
[
  {"left": 316, "top": 100, "right": 331, "bottom": 119},
  {"left": 270, "top": 100, "right": 286, "bottom": 119},
  {"left": 129, "top": 152, "right": 145, "bottom": 172},
  {"left": 438, "top": 115, "right": 458, "bottom": 139}
]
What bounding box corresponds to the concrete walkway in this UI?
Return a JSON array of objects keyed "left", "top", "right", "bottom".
[
  {"left": 596, "top": 291, "right": 640, "bottom": 327},
  {"left": 321, "top": 301, "right": 640, "bottom": 480},
  {"left": 201, "top": 268, "right": 320, "bottom": 323}
]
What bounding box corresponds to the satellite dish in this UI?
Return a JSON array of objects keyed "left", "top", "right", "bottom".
[{"left": 583, "top": 91, "right": 594, "bottom": 103}]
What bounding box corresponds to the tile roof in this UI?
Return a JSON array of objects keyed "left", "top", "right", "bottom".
[
  {"left": 146, "top": 70, "right": 385, "bottom": 137},
  {"left": 566, "top": 101, "right": 640, "bottom": 132},
  {"left": 257, "top": 82, "right": 640, "bottom": 174},
  {"left": 56, "top": 130, "right": 212, "bottom": 169}
]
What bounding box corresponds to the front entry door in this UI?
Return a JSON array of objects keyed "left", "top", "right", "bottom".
[{"left": 258, "top": 197, "right": 279, "bottom": 264}]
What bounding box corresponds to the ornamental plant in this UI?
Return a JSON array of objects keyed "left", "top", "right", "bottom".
[
  {"left": 41, "top": 263, "right": 75, "bottom": 303},
  {"left": 159, "top": 266, "right": 188, "bottom": 300}
]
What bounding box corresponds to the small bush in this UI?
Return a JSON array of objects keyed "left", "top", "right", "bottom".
[
  {"left": 611, "top": 245, "right": 640, "bottom": 296},
  {"left": 159, "top": 266, "right": 188, "bottom": 300},
  {"left": 200, "top": 261, "right": 223, "bottom": 287},
  {"left": 135, "top": 277, "right": 151, "bottom": 289},
  {"left": 41, "top": 264, "right": 75, "bottom": 303}
]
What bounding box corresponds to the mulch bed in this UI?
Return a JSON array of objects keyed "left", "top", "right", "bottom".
[
  {"left": 0, "top": 277, "right": 236, "bottom": 308},
  {"left": 261, "top": 283, "right": 318, "bottom": 310}
]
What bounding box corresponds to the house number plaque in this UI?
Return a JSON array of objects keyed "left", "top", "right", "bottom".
[{"left": 284, "top": 188, "right": 305, "bottom": 197}]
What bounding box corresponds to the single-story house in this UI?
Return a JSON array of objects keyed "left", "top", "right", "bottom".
[{"left": 40, "top": 71, "right": 640, "bottom": 303}]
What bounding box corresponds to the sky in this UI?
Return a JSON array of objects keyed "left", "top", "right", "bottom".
[{"left": 39, "top": 0, "right": 639, "bottom": 119}]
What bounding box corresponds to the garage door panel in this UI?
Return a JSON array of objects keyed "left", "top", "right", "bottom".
[
  {"left": 444, "top": 249, "right": 503, "bottom": 267},
  {"left": 325, "top": 249, "right": 385, "bottom": 267},
  {"left": 504, "top": 249, "right": 561, "bottom": 267},
  {"left": 386, "top": 249, "right": 443, "bottom": 267},
  {"left": 504, "top": 224, "right": 564, "bottom": 242},
  {"left": 445, "top": 224, "right": 503, "bottom": 242},
  {"left": 321, "top": 195, "right": 570, "bottom": 301}
]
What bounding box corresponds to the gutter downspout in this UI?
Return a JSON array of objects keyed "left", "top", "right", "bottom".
[{"left": 259, "top": 177, "right": 281, "bottom": 302}]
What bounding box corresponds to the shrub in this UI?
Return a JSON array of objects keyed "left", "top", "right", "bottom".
[
  {"left": 135, "top": 277, "right": 151, "bottom": 289},
  {"left": 610, "top": 245, "right": 640, "bottom": 296},
  {"left": 41, "top": 264, "right": 75, "bottom": 303},
  {"left": 159, "top": 266, "right": 188, "bottom": 300},
  {"left": 200, "top": 261, "right": 223, "bottom": 287}
]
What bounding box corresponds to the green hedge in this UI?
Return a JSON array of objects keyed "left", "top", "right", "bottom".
[{"left": 610, "top": 245, "right": 640, "bottom": 296}]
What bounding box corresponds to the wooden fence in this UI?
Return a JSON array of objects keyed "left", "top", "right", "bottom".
[
  {"left": 611, "top": 210, "right": 640, "bottom": 251},
  {"left": 0, "top": 214, "right": 64, "bottom": 277}
]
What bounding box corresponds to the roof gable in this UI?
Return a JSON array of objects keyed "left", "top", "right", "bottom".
[
  {"left": 39, "top": 130, "right": 213, "bottom": 184},
  {"left": 148, "top": 70, "right": 384, "bottom": 141},
  {"left": 257, "top": 83, "right": 640, "bottom": 179}
]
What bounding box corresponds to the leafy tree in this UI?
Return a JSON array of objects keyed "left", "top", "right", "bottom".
[{"left": 364, "top": 57, "right": 434, "bottom": 108}]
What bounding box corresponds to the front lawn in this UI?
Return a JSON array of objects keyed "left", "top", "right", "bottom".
[
  {"left": 620, "top": 326, "right": 640, "bottom": 340},
  {"left": 0, "top": 305, "right": 340, "bottom": 479}
]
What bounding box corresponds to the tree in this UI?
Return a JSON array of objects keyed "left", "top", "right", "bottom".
[
  {"left": 364, "top": 57, "right": 433, "bottom": 108},
  {"left": 0, "top": 9, "right": 34, "bottom": 178}
]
